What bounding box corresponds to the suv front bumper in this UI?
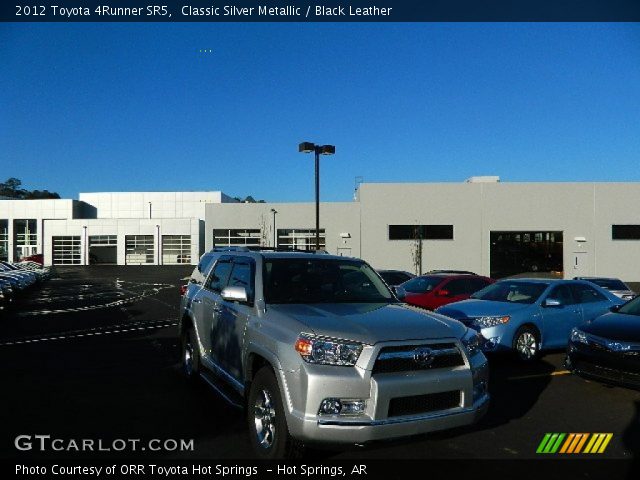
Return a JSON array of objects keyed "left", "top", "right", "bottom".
[{"left": 281, "top": 351, "right": 489, "bottom": 444}]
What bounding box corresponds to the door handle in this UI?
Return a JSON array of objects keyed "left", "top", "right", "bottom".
[
  {"left": 212, "top": 305, "right": 223, "bottom": 313},
  {"left": 192, "top": 298, "right": 202, "bottom": 304}
]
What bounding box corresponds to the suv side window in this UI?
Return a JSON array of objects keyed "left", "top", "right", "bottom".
[
  {"left": 549, "top": 284, "right": 577, "bottom": 305},
  {"left": 197, "top": 255, "right": 215, "bottom": 277},
  {"left": 228, "top": 259, "right": 255, "bottom": 305},
  {"left": 206, "top": 257, "right": 233, "bottom": 293},
  {"left": 444, "top": 278, "right": 469, "bottom": 296},
  {"left": 570, "top": 284, "right": 607, "bottom": 304}
]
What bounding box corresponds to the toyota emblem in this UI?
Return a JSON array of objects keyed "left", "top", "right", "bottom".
[{"left": 413, "top": 347, "right": 435, "bottom": 367}]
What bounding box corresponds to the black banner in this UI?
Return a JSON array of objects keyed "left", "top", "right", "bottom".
[{"left": 2, "top": 0, "right": 640, "bottom": 23}]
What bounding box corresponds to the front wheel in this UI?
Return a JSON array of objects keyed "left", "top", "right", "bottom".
[
  {"left": 513, "top": 326, "right": 540, "bottom": 362},
  {"left": 181, "top": 326, "right": 200, "bottom": 380},
  {"left": 247, "top": 367, "right": 303, "bottom": 459}
]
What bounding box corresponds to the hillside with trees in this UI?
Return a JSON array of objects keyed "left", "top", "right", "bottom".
[{"left": 0, "top": 178, "right": 61, "bottom": 199}]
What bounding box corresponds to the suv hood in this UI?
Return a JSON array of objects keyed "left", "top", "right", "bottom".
[{"left": 269, "top": 303, "right": 466, "bottom": 345}]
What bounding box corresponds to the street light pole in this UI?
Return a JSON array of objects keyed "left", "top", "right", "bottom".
[
  {"left": 314, "top": 148, "right": 320, "bottom": 250},
  {"left": 299, "top": 142, "right": 335, "bottom": 251},
  {"left": 270, "top": 208, "right": 278, "bottom": 248}
]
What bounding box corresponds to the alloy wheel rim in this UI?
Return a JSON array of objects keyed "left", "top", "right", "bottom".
[
  {"left": 517, "top": 332, "right": 537, "bottom": 359},
  {"left": 254, "top": 389, "right": 276, "bottom": 449}
]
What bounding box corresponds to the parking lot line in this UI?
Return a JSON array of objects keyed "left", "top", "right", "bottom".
[{"left": 508, "top": 370, "right": 571, "bottom": 381}]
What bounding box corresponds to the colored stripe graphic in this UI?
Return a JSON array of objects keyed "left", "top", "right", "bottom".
[{"left": 537, "top": 433, "right": 613, "bottom": 454}]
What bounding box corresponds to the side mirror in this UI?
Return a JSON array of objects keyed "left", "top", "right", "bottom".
[
  {"left": 392, "top": 286, "right": 406, "bottom": 301},
  {"left": 436, "top": 289, "right": 450, "bottom": 297},
  {"left": 610, "top": 305, "right": 621, "bottom": 313},
  {"left": 543, "top": 298, "right": 562, "bottom": 307},
  {"left": 221, "top": 286, "right": 248, "bottom": 303}
]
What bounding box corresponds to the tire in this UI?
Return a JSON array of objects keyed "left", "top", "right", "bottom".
[
  {"left": 247, "top": 367, "right": 303, "bottom": 459},
  {"left": 513, "top": 326, "right": 540, "bottom": 361},
  {"left": 181, "top": 326, "right": 200, "bottom": 380}
]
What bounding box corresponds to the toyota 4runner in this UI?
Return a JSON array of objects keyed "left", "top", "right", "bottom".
[{"left": 179, "top": 249, "right": 489, "bottom": 458}]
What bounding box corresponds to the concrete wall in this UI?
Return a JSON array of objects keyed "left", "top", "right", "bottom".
[
  {"left": 42, "top": 218, "right": 200, "bottom": 266},
  {"left": 205, "top": 182, "right": 640, "bottom": 283},
  {"left": 205, "top": 202, "right": 361, "bottom": 258},
  {"left": 361, "top": 182, "right": 640, "bottom": 281},
  {"left": 78, "top": 192, "right": 233, "bottom": 220}
]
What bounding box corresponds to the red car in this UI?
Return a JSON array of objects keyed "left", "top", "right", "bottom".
[
  {"left": 401, "top": 274, "right": 494, "bottom": 310},
  {"left": 21, "top": 253, "right": 44, "bottom": 265}
]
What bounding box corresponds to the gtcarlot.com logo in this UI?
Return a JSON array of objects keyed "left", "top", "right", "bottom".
[{"left": 536, "top": 433, "right": 613, "bottom": 454}]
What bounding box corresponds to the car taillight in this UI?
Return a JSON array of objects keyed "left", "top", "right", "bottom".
[{"left": 180, "top": 285, "right": 188, "bottom": 296}]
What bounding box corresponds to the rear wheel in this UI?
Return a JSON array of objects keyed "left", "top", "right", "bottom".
[
  {"left": 247, "top": 367, "right": 303, "bottom": 459},
  {"left": 513, "top": 326, "right": 540, "bottom": 361},
  {"left": 181, "top": 326, "right": 200, "bottom": 380}
]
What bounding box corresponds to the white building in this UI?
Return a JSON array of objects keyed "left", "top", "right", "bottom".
[
  {"left": 4, "top": 180, "right": 640, "bottom": 282},
  {"left": 0, "top": 192, "right": 235, "bottom": 266},
  {"left": 204, "top": 179, "right": 640, "bottom": 283}
]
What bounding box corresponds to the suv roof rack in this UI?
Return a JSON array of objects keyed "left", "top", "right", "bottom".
[{"left": 210, "top": 246, "right": 329, "bottom": 254}]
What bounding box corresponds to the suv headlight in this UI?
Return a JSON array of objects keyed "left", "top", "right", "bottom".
[
  {"left": 461, "top": 328, "right": 482, "bottom": 357},
  {"left": 295, "top": 333, "right": 363, "bottom": 366},
  {"left": 472, "top": 315, "right": 510, "bottom": 329},
  {"left": 570, "top": 327, "right": 588, "bottom": 345}
]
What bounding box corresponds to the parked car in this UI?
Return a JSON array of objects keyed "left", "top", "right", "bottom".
[
  {"left": 179, "top": 249, "right": 489, "bottom": 458},
  {"left": 21, "top": 253, "right": 44, "bottom": 265},
  {"left": 566, "top": 296, "right": 640, "bottom": 390},
  {"left": 426, "top": 270, "right": 477, "bottom": 275},
  {"left": 436, "top": 279, "right": 624, "bottom": 361},
  {"left": 1, "top": 261, "right": 40, "bottom": 284},
  {"left": 401, "top": 274, "right": 494, "bottom": 311},
  {"left": 377, "top": 269, "right": 415, "bottom": 286},
  {"left": 573, "top": 277, "right": 636, "bottom": 301},
  {"left": 0, "top": 263, "right": 36, "bottom": 288}
]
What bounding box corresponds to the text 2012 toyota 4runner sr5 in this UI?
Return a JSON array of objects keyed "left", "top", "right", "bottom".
[{"left": 179, "top": 249, "right": 489, "bottom": 458}]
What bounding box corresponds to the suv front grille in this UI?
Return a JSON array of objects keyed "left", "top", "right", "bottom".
[
  {"left": 388, "top": 390, "right": 461, "bottom": 418},
  {"left": 372, "top": 343, "right": 464, "bottom": 374}
]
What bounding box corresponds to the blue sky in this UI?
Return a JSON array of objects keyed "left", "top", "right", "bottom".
[{"left": 1, "top": 23, "right": 639, "bottom": 201}]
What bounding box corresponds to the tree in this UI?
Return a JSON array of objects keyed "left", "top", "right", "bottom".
[{"left": 0, "top": 178, "right": 60, "bottom": 199}]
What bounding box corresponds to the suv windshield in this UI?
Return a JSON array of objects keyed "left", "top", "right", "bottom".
[
  {"left": 471, "top": 281, "right": 548, "bottom": 304},
  {"left": 402, "top": 276, "right": 444, "bottom": 294},
  {"left": 264, "top": 258, "right": 395, "bottom": 304}
]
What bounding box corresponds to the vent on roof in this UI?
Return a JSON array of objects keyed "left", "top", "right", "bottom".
[{"left": 465, "top": 176, "right": 500, "bottom": 183}]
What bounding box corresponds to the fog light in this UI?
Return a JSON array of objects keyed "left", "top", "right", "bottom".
[
  {"left": 319, "top": 399, "right": 342, "bottom": 415},
  {"left": 318, "top": 398, "right": 366, "bottom": 416}
]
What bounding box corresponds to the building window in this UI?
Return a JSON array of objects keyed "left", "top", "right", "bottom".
[
  {"left": 277, "top": 229, "right": 325, "bottom": 250},
  {"left": 125, "top": 235, "right": 154, "bottom": 264},
  {"left": 213, "top": 229, "right": 261, "bottom": 247},
  {"left": 89, "top": 235, "right": 117, "bottom": 246},
  {"left": 612, "top": 225, "right": 640, "bottom": 240},
  {"left": 162, "top": 235, "right": 191, "bottom": 264},
  {"left": 388, "top": 225, "right": 454, "bottom": 240},
  {"left": 52, "top": 236, "right": 81, "bottom": 265},
  {"left": 14, "top": 219, "right": 38, "bottom": 260},
  {"left": 0, "top": 219, "right": 8, "bottom": 261}
]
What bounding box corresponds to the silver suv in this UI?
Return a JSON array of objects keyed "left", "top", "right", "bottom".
[{"left": 179, "top": 249, "right": 489, "bottom": 458}]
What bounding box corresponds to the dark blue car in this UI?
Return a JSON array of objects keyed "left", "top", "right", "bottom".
[{"left": 436, "top": 279, "right": 624, "bottom": 361}]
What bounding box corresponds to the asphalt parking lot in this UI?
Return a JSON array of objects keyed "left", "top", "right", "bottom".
[{"left": 1, "top": 267, "right": 639, "bottom": 462}]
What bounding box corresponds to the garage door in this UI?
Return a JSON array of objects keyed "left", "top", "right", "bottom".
[
  {"left": 52, "top": 236, "right": 81, "bottom": 265},
  {"left": 162, "top": 235, "right": 191, "bottom": 264},
  {"left": 125, "top": 235, "right": 154, "bottom": 265},
  {"left": 89, "top": 235, "right": 117, "bottom": 264}
]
